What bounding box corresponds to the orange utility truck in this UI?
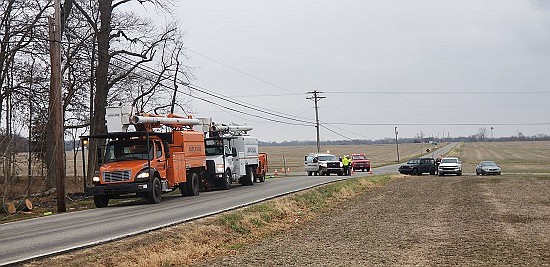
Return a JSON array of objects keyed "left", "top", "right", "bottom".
[
  {"left": 83, "top": 106, "right": 206, "bottom": 208},
  {"left": 255, "top": 152, "right": 268, "bottom": 182}
]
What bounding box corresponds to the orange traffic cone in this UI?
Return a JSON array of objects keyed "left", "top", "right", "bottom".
[
  {"left": 274, "top": 169, "right": 278, "bottom": 176},
  {"left": 287, "top": 167, "right": 291, "bottom": 173},
  {"left": 368, "top": 169, "right": 373, "bottom": 174}
]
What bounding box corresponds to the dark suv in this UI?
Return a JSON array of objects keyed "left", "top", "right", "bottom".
[{"left": 398, "top": 158, "right": 436, "bottom": 175}]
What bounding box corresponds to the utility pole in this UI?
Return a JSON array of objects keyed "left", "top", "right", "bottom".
[
  {"left": 48, "top": 0, "right": 66, "bottom": 212},
  {"left": 306, "top": 90, "right": 325, "bottom": 153},
  {"left": 395, "top": 127, "right": 400, "bottom": 162}
]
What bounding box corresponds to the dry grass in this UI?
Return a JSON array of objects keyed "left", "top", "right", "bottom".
[
  {"left": 454, "top": 141, "right": 550, "bottom": 174},
  {"left": 24, "top": 174, "right": 396, "bottom": 267}
]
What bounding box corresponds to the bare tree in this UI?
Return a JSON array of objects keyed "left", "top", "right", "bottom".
[
  {"left": 0, "top": 0, "right": 192, "bottom": 202},
  {"left": 478, "top": 127, "right": 488, "bottom": 141}
]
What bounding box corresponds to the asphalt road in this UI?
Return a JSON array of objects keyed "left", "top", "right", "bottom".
[{"left": 0, "top": 143, "right": 457, "bottom": 266}]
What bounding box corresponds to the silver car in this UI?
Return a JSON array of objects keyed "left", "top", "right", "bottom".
[{"left": 475, "top": 161, "right": 501, "bottom": 175}]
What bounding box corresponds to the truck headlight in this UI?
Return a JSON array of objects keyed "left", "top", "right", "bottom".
[
  {"left": 216, "top": 164, "right": 225, "bottom": 173},
  {"left": 92, "top": 171, "right": 100, "bottom": 185},
  {"left": 135, "top": 171, "right": 150, "bottom": 181}
]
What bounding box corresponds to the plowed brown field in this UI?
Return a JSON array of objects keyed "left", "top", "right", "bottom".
[
  {"left": 194, "top": 141, "right": 550, "bottom": 266},
  {"left": 195, "top": 174, "right": 550, "bottom": 266}
]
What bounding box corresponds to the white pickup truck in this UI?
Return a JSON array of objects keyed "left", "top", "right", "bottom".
[{"left": 438, "top": 157, "right": 462, "bottom": 176}]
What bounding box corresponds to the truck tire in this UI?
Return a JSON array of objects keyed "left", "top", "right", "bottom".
[
  {"left": 148, "top": 177, "right": 162, "bottom": 204},
  {"left": 186, "top": 172, "right": 200, "bottom": 196},
  {"left": 221, "top": 169, "right": 231, "bottom": 190},
  {"left": 429, "top": 168, "right": 436, "bottom": 175},
  {"left": 94, "top": 195, "right": 109, "bottom": 208},
  {"left": 244, "top": 167, "right": 254, "bottom": 186},
  {"left": 308, "top": 171, "right": 312, "bottom": 176},
  {"left": 179, "top": 182, "right": 188, "bottom": 196}
]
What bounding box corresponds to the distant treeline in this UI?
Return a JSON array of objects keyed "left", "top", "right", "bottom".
[
  {"left": 1, "top": 132, "right": 549, "bottom": 152},
  {"left": 259, "top": 133, "right": 550, "bottom": 146}
]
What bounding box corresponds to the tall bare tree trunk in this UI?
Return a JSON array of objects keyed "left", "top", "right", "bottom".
[{"left": 87, "top": 0, "right": 112, "bottom": 180}]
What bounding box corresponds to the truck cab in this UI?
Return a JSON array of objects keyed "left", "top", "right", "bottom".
[
  {"left": 204, "top": 137, "right": 237, "bottom": 190},
  {"left": 83, "top": 106, "right": 206, "bottom": 208},
  {"left": 201, "top": 121, "right": 260, "bottom": 189}
]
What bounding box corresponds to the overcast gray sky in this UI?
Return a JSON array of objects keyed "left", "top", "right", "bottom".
[{"left": 169, "top": 0, "right": 550, "bottom": 142}]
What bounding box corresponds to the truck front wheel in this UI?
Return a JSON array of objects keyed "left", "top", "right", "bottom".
[
  {"left": 221, "top": 169, "right": 231, "bottom": 190},
  {"left": 94, "top": 195, "right": 109, "bottom": 208},
  {"left": 148, "top": 177, "right": 162, "bottom": 204}
]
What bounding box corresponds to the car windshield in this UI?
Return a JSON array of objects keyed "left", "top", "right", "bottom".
[
  {"left": 407, "top": 159, "right": 420, "bottom": 164},
  {"left": 318, "top": 155, "right": 337, "bottom": 161},
  {"left": 441, "top": 158, "right": 458, "bottom": 163},
  {"left": 352, "top": 155, "right": 366, "bottom": 160},
  {"left": 105, "top": 140, "right": 153, "bottom": 162},
  {"left": 481, "top": 161, "right": 497, "bottom": 166}
]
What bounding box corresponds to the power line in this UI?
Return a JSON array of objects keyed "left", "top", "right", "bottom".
[
  {"left": 98, "top": 51, "right": 550, "bottom": 129},
  {"left": 323, "top": 122, "right": 550, "bottom": 126},
  {"left": 108, "top": 54, "right": 316, "bottom": 125},
  {"left": 184, "top": 48, "right": 301, "bottom": 96},
  {"left": 323, "top": 91, "right": 550, "bottom": 94},
  {"left": 104, "top": 54, "right": 314, "bottom": 126}
]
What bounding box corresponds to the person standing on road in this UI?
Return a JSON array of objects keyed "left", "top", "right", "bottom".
[{"left": 342, "top": 155, "right": 350, "bottom": 175}]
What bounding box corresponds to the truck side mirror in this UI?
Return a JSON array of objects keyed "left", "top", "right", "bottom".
[
  {"left": 304, "top": 156, "right": 308, "bottom": 161},
  {"left": 232, "top": 147, "right": 237, "bottom": 157}
]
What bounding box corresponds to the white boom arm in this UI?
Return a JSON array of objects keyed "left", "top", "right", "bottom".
[
  {"left": 131, "top": 115, "right": 200, "bottom": 126},
  {"left": 211, "top": 124, "right": 253, "bottom": 133}
]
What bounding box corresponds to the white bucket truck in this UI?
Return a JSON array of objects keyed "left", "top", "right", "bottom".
[{"left": 197, "top": 119, "right": 259, "bottom": 189}]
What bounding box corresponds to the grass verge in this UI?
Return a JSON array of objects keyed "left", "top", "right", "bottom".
[{"left": 25, "top": 174, "right": 397, "bottom": 267}]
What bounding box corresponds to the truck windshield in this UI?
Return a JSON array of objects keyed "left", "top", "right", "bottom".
[
  {"left": 105, "top": 140, "right": 153, "bottom": 162},
  {"left": 318, "top": 155, "right": 337, "bottom": 161},
  {"left": 352, "top": 155, "right": 366, "bottom": 160},
  {"left": 205, "top": 146, "right": 223, "bottom": 156}
]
